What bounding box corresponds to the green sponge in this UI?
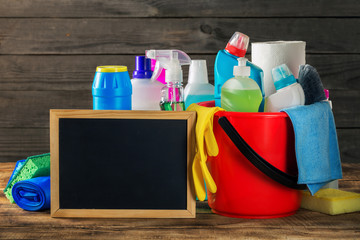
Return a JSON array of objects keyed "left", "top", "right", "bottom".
[
  {"left": 4, "top": 153, "right": 50, "bottom": 203},
  {"left": 301, "top": 188, "right": 360, "bottom": 215}
]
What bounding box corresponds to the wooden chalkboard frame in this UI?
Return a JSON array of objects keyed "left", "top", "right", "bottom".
[{"left": 50, "top": 110, "right": 196, "bottom": 218}]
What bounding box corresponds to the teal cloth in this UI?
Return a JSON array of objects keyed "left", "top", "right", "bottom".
[{"left": 282, "top": 102, "right": 342, "bottom": 195}]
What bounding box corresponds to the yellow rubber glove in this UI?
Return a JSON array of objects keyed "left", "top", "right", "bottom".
[{"left": 187, "top": 103, "right": 224, "bottom": 201}]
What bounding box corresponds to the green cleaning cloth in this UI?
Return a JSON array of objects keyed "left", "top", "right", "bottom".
[{"left": 4, "top": 153, "right": 50, "bottom": 203}]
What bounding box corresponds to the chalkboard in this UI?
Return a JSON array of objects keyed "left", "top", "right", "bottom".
[{"left": 50, "top": 110, "right": 196, "bottom": 218}]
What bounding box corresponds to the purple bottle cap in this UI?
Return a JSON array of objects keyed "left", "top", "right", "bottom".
[{"left": 133, "top": 56, "right": 153, "bottom": 79}]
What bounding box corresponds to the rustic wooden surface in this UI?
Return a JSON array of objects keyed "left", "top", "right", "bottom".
[
  {"left": 1, "top": 0, "right": 360, "bottom": 17},
  {"left": 0, "top": 162, "right": 359, "bottom": 239},
  {"left": 0, "top": 0, "right": 359, "bottom": 163}
]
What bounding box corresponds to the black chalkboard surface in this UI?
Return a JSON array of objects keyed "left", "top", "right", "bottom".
[{"left": 50, "top": 110, "right": 196, "bottom": 218}]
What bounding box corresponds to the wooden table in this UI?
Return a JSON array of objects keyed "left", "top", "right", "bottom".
[{"left": 0, "top": 162, "right": 359, "bottom": 239}]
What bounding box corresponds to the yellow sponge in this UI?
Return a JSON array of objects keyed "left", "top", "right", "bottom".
[{"left": 301, "top": 189, "right": 360, "bottom": 215}]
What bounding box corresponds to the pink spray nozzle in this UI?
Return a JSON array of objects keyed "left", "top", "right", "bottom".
[
  {"left": 225, "top": 32, "right": 249, "bottom": 58},
  {"left": 324, "top": 89, "right": 330, "bottom": 99},
  {"left": 150, "top": 59, "right": 166, "bottom": 84},
  {"left": 151, "top": 59, "right": 156, "bottom": 70}
]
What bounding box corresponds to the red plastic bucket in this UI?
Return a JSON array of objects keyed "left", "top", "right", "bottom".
[{"left": 199, "top": 101, "right": 302, "bottom": 219}]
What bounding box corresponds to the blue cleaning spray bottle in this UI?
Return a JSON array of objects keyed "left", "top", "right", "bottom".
[{"left": 214, "top": 32, "right": 264, "bottom": 110}]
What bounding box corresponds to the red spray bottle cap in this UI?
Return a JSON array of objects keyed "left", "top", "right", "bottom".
[{"left": 225, "top": 32, "right": 249, "bottom": 57}]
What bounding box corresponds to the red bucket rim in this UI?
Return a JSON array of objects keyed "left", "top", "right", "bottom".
[{"left": 197, "top": 101, "right": 289, "bottom": 119}]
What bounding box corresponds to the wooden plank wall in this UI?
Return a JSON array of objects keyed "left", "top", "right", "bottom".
[{"left": 0, "top": 0, "right": 359, "bottom": 163}]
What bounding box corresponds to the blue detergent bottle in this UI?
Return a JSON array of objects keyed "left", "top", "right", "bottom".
[
  {"left": 92, "top": 66, "right": 132, "bottom": 110},
  {"left": 214, "top": 32, "right": 265, "bottom": 110}
]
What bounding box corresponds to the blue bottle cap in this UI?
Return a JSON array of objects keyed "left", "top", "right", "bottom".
[
  {"left": 272, "top": 64, "right": 297, "bottom": 90},
  {"left": 133, "top": 56, "right": 153, "bottom": 79}
]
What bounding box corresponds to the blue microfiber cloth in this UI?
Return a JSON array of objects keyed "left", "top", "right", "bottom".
[
  {"left": 12, "top": 176, "right": 50, "bottom": 211},
  {"left": 282, "top": 102, "right": 342, "bottom": 195},
  {"left": 6, "top": 159, "right": 26, "bottom": 188}
]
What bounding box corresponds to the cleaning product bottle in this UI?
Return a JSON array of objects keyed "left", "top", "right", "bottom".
[
  {"left": 265, "top": 64, "right": 305, "bottom": 112},
  {"left": 145, "top": 49, "right": 191, "bottom": 111},
  {"left": 221, "top": 58, "right": 262, "bottom": 112},
  {"left": 131, "top": 56, "right": 163, "bottom": 110},
  {"left": 324, "top": 89, "right": 333, "bottom": 109},
  {"left": 92, "top": 65, "right": 132, "bottom": 110},
  {"left": 184, "top": 60, "right": 214, "bottom": 109},
  {"left": 214, "top": 32, "right": 264, "bottom": 109}
]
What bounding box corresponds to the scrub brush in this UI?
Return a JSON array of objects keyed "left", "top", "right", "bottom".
[{"left": 298, "top": 65, "right": 327, "bottom": 105}]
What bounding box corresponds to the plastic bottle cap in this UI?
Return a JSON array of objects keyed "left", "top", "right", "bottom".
[
  {"left": 165, "top": 67, "right": 183, "bottom": 82},
  {"left": 188, "top": 60, "right": 209, "bottom": 84},
  {"left": 225, "top": 32, "right": 249, "bottom": 58},
  {"left": 133, "top": 56, "right": 153, "bottom": 79},
  {"left": 96, "top": 66, "right": 128, "bottom": 73},
  {"left": 233, "top": 58, "right": 250, "bottom": 77},
  {"left": 272, "top": 64, "right": 297, "bottom": 90},
  {"left": 324, "top": 89, "right": 330, "bottom": 99}
]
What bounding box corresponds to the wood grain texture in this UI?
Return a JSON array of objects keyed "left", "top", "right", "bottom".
[
  {"left": 0, "top": 162, "right": 352, "bottom": 189},
  {"left": 339, "top": 180, "right": 360, "bottom": 193},
  {"left": 337, "top": 129, "right": 360, "bottom": 163},
  {"left": 0, "top": 128, "right": 49, "bottom": 161},
  {"left": 0, "top": 54, "right": 358, "bottom": 129},
  {"left": 0, "top": 128, "right": 358, "bottom": 163},
  {"left": 0, "top": 162, "right": 359, "bottom": 239},
  {"left": 1, "top": 18, "right": 360, "bottom": 54},
  {"left": 1, "top": 0, "right": 359, "bottom": 17},
  {"left": 0, "top": 1, "right": 358, "bottom": 165},
  {"left": 2, "top": 89, "right": 357, "bottom": 128},
  {"left": 1, "top": 54, "right": 359, "bottom": 91}
]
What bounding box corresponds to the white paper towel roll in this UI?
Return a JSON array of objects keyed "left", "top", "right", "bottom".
[{"left": 251, "top": 41, "right": 306, "bottom": 97}]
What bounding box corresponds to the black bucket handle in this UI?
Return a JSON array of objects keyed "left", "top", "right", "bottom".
[{"left": 218, "top": 116, "right": 307, "bottom": 190}]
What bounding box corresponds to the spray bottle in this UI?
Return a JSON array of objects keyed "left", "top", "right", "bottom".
[
  {"left": 145, "top": 49, "right": 191, "bottom": 111},
  {"left": 214, "top": 32, "right": 264, "bottom": 109}
]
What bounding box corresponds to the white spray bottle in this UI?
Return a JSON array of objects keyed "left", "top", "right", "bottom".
[{"left": 146, "top": 49, "right": 191, "bottom": 111}]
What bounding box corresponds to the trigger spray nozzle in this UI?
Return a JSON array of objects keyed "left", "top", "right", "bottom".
[{"left": 145, "top": 49, "right": 191, "bottom": 83}]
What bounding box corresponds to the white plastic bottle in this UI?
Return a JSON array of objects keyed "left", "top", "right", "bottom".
[
  {"left": 265, "top": 64, "right": 305, "bottom": 112},
  {"left": 131, "top": 56, "right": 163, "bottom": 110},
  {"left": 221, "top": 58, "right": 262, "bottom": 112},
  {"left": 184, "top": 60, "right": 214, "bottom": 109}
]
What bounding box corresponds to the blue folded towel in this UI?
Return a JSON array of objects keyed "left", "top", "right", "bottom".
[
  {"left": 282, "top": 102, "right": 342, "bottom": 195},
  {"left": 12, "top": 176, "right": 50, "bottom": 211}
]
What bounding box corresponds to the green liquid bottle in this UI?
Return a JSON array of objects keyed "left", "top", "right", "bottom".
[
  {"left": 160, "top": 101, "right": 185, "bottom": 111},
  {"left": 221, "top": 57, "right": 262, "bottom": 112},
  {"left": 159, "top": 81, "right": 185, "bottom": 111}
]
